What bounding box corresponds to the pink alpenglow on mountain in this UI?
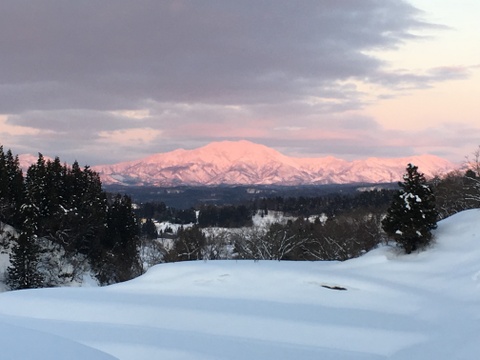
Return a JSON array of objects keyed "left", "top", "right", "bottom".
[
  {"left": 92, "top": 140, "right": 457, "bottom": 186},
  {"left": 18, "top": 154, "right": 54, "bottom": 173}
]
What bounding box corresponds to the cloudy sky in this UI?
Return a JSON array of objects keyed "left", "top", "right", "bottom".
[{"left": 1, "top": 0, "right": 478, "bottom": 165}]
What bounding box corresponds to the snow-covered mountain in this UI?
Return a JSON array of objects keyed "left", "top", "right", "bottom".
[
  {"left": 18, "top": 153, "right": 54, "bottom": 173},
  {"left": 93, "top": 140, "right": 457, "bottom": 186}
]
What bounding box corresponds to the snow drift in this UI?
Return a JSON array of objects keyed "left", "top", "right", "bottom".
[{"left": 0, "top": 209, "right": 479, "bottom": 359}]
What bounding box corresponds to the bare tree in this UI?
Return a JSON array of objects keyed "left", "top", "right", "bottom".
[
  {"left": 203, "top": 229, "right": 233, "bottom": 260},
  {"left": 464, "top": 146, "right": 480, "bottom": 205},
  {"left": 433, "top": 170, "right": 475, "bottom": 219},
  {"left": 465, "top": 146, "right": 480, "bottom": 175},
  {"left": 232, "top": 226, "right": 268, "bottom": 260},
  {"left": 233, "top": 219, "right": 310, "bottom": 261},
  {"left": 303, "top": 210, "right": 384, "bottom": 260},
  {"left": 139, "top": 236, "right": 167, "bottom": 270},
  {"left": 172, "top": 225, "right": 206, "bottom": 261},
  {"left": 260, "top": 222, "right": 308, "bottom": 260}
]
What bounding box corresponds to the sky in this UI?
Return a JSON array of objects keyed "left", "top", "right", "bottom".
[{"left": 0, "top": 0, "right": 478, "bottom": 166}]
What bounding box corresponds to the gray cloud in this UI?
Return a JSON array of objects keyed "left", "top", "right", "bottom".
[
  {"left": 7, "top": 110, "right": 137, "bottom": 134},
  {"left": 0, "top": 0, "right": 474, "bottom": 165},
  {"left": 259, "top": 121, "right": 480, "bottom": 163},
  {"left": 371, "top": 65, "right": 472, "bottom": 91},
  {"left": 0, "top": 0, "right": 428, "bottom": 111}
]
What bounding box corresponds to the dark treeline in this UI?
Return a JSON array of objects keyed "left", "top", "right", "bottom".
[
  {"left": 0, "top": 146, "right": 141, "bottom": 289},
  {"left": 197, "top": 204, "right": 252, "bottom": 228},
  {"left": 137, "top": 188, "right": 398, "bottom": 263},
  {"left": 105, "top": 183, "right": 370, "bottom": 209},
  {"left": 251, "top": 189, "right": 395, "bottom": 217},
  {"left": 136, "top": 201, "right": 196, "bottom": 224},
  {"left": 137, "top": 188, "right": 396, "bottom": 230}
]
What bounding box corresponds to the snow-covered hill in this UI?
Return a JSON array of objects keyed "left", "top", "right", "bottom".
[
  {"left": 0, "top": 209, "right": 479, "bottom": 359},
  {"left": 93, "top": 140, "right": 457, "bottom": 186}
]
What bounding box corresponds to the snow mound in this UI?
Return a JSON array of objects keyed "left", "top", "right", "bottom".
[{"left": 0, "top": 209, "right": 479, "bottom": 359}]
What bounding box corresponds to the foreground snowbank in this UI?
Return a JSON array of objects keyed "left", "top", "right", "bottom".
[{"left": 0, "top": 209, "right": 479, "bottom": 359}]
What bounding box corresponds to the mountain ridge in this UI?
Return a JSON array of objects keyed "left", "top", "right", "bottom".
[{"left": 91, "top": 140, "right": 457, "bottom": 186}]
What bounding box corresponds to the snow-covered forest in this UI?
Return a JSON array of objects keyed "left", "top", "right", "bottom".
[
  {"left": 1, "top": 145, "right": 480, "bottom": 358},
  {"left": 0, "top": 146, "right": 142, "bottom": 289},
  {"left": 1, "top": 145, "right": 480, "bottom": 291}
]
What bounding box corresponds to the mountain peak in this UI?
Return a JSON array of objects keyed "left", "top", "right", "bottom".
[
  {"left": 93, "top": 140, "right": 458, "bottom": 186},
  {"left": 18, "top": 153, "right": 54, "bottom": 172},
  {"left": 195, "top": 140, "right": 286, "bottom": 162}
]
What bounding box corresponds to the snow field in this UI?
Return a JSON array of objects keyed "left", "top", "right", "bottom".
[{"left": 0, "top": 209, "right": 479, "bottom": 359}]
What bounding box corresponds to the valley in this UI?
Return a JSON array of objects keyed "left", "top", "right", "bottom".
[{"left": 105, "top": 182, "right": 397, "bottom": 209}]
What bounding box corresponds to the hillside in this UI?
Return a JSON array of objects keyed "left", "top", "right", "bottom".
[
  {"left": 92, "top": 140, "right": 457, "bottom": 186},
  {"left": 0, "top": 209, "right": 479, "bottom": 359}
]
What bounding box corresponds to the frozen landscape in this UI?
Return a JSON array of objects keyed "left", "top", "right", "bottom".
[{"left": 0, "top": 209, "right": 479, "bottom": 359}]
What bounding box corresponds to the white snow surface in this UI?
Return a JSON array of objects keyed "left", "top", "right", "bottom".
[{"left": 0, "top": 209, "right": 480, "bottom": 359}]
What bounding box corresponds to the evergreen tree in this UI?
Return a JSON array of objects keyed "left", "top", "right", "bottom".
[
  {"left": 24, "top": 154, "right": 49, "bottom": 234},
  {"left": 7, "top": 232, "right": 45, "bottom": 290},
  {"left": 41, "top": 157, "right": 67, "bottom": 236},
  {"left": 0, "top": 146, "right": 8, "bottom": 219},
  {"left": 5, "top": 150, "right": 25, "bottom": 227},
  {"left": 141, "top": 218, "right": 158, "bottom": 240},
  {"left": 64, "top": 164, "right": 107, "bottom": 257},
  {"left": 97, "top": 194, "right": 141, "bottom": 284},
  {"left": 382, "top": 164, "right": 438, "bottom": 254},
  {"left": 0, "top": 147, "right": 145, "bottom": 287},
  {"left": 6, "top": 203, "right": 44, "bottom": 290},
  {"left": 0, "top": 147, "right": 25, "bottom": 226}
]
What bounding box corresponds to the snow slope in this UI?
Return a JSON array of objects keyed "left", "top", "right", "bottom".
[{"left": 0, "top": 209, "right": 479, "bottom": 359}]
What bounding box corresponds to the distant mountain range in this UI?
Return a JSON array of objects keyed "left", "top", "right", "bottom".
[
  {"left": 18, "top": 153, "right": 52, "bottom": 172},
  {"left": 88, "top": 140, "right": 457, "bottom": 186}
]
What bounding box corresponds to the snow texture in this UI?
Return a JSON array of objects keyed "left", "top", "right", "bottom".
[{"left": 0, "top": 209, "right": 479, "bottom": 359}]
